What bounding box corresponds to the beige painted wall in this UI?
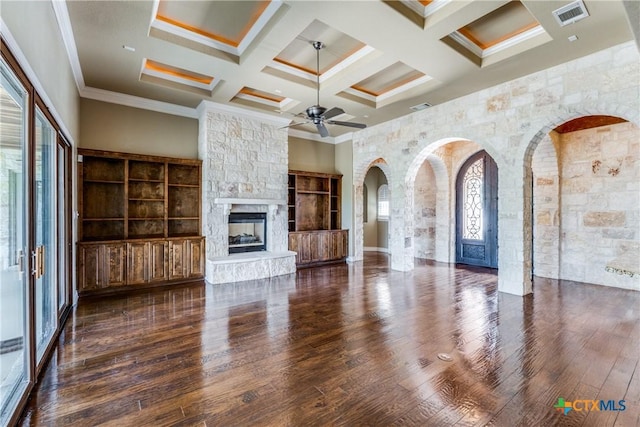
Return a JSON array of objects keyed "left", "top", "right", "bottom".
[
  {"left": 2, "top": 0, "right": 80, "bottom": 142},
  {"left": 335, "top": 140, "right": 354, "bottom": 257},
  {"left": 80, "top": 99, "right": 198, "bottom": 158},
  {"left": 288, "top": 137, "right": 336, "bottom": 173}
]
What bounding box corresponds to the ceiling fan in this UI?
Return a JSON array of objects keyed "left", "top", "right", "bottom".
[{"left": 284, "top": 41, "right": 366, "bottom": 137}]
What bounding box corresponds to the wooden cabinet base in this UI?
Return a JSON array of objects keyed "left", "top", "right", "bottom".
[
  {"left": 289, "top": 230, "right": 348, "bottom": 267},
  {"left": 78, "top": 236, "right": 205, "bottom": 296}
]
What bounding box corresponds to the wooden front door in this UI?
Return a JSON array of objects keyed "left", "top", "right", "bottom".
[{"left": 455, "top": 151, "right": 498, "bottom": 268}]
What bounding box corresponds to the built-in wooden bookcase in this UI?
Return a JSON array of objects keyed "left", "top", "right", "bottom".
[
  {"left": 80, "top": 156, "right": 126, "bottom": 241},
  {"left": 127, "top": 160, "right": 166, "bottom": 239},
  {"left": 168, "top": 164, "right": 201, "bottom": 237},
  {"left": 77, "top": 149, "right": 204, "bottom": 295},
  {"left": 288, "top": 170, "right": 347, "bottom": 267}
]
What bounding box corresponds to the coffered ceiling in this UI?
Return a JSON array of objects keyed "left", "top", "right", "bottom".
[{"left": 61, "top": 0, "right": 635, "bottom": 141}]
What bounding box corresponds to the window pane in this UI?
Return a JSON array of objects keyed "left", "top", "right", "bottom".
[
  {"left": 34, "top": 108, "right": 58, "bottom": 363},
  {"left": 377, "top": 184, "right": 389, "bottom": 219},
  {"left": 462, "top": 158, "right": 483, "bottom": 240},
  {"left": 0, "top": 57, "right": 29, "bottom": 425}
]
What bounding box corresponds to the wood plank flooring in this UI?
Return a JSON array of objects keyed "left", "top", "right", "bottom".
[{"left": 19, "top": 253, "right": 640, "bottom": 426}]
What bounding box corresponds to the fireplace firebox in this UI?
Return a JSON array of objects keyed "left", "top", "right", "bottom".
[{"left": 228, "top": 212, "right": 267, "bottom": 253}]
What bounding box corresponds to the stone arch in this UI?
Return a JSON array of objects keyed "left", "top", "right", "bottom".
[
  {"left": 519, "top": 106, "right": 640, "bottom": 168},
  {"left": 353, "top": 158, "right": 392, "bottom": 262},
  {"left": 520, "top": 106, "right": 640, "bottom": 292},
  {"left": 406, "top": 138, "right": 498, "bottom": 266}
]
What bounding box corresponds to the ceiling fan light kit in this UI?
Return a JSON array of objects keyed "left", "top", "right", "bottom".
[{"left": 283, "top": 41, "right": 367, "bottom": 138}]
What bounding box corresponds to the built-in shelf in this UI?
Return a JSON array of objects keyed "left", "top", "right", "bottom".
[
  {"left": 79, "top": 149, "right": 202, "bottom": 242},
  {"left": 287, "top": 170, "right": 347, "bottom": 267},
  {"left": 78, "top": 148, "right": 204, "bottom": 296}
]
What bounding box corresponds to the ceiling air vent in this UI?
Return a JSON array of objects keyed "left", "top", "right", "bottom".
[
  {"left": 410, "top": 102, "right": 432, "bottom": 111},
  {"left": 552, "top": 0, "right": 589, "bottom": 26}
]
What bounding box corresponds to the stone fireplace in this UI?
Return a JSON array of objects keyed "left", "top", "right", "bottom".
[{"left": 198, "top": 101, "right": 296, "bottom": 284}]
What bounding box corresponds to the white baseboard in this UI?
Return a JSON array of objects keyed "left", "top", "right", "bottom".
[{"left": 364, "top": 247, "right": 389, "bottom": 253}]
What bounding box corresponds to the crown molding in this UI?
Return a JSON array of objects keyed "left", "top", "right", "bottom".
[
  {"left": 51, "top": 0, "right": 85, "bottom": 92},
  {"left": 82, "top": 87, "right": 198, "bottom": 118}
]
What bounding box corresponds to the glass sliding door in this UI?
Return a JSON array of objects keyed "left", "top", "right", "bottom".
[
  {"left": 34, "top": 108, "right": 58, "bottom": 364},
  {"left": 0, "top": 57, "right": 29, "bottom": 425},
  {"left": 1, "top": 38, "right": 72, "bottom": 425}
]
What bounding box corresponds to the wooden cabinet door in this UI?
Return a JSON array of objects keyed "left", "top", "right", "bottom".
[
  {"left": 331, "top": 230, "right": 348, "bottom": 259},
  {"left": 104, "top": 243, "right": 127, "bottom": 287},
  {"left": 289, "top": 233, "right": 312, "bottom": 265},
  {"left": 149, "top": 241, "right": 169, "bottom": 282},
  {"left": 186, "top": 238, "right": 204, "bottom": 278},
  {"left": 127, "top": 241, "right": 149, "bottom": 285},
  {"left": 169, "top": 240, "right": 187, "bottom": 280},
  {"left": 78, "top": 244, "right": 102, "bottom": 291},
  {"left": 311, "top": 232, "right": 330, "bottom": 262}
]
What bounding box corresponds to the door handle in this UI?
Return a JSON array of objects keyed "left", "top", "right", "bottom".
[
  {"left": 37, "top": 245, "right": 45, "bottom": 277},
  {"left": 31, "top": 246, "right": 45, "bottom": 278},
  {"left": 18, "top": 250, "right": 24, "bottom": 273},
  {"left": 31, "top": 250, "right": 38, "bottom": 277}
]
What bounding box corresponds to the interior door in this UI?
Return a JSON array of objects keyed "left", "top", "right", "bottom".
[
  {"left": 455, "top": 150, "right": 498, "bottom": 268},
  {"left": 0, "top": 56, "right": 30, "bottom": 425}
]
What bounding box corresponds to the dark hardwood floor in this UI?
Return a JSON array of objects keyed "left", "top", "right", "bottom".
[{"left": 19, "top": 253, "right": 639, "bottom": 426}]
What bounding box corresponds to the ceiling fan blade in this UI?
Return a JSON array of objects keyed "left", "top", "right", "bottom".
[
  {"left": 323, "top": 107, "right": 345, "bottom": 120},
  {"left": 280, "top": 121, "right": 310, "bottom": 129},
  {"left": 316, "top": 122, "right": 330, "bottom": 137},
  {"left": 327, "top": 120, "right": 367, "bottom": 129}
]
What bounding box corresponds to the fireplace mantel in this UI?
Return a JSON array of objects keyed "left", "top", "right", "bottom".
[{"left": 214, "top": 197, "right": 287, "bottom": 216}]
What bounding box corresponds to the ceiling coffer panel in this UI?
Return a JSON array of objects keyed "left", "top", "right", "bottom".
[
  {"left": 231, "top": 87, "right": 298, "bottom": 113},
  {"left": 351, "top": 62, "right": 426, "bottom": 97},
  {"left": 339, "top": 62, "right": 435, "bottom": 109},
  {"left": 441, "top": 1, "right": 550, "bottom": 68},
  {"left": 149, "top": 0, "right": 282, "bottom": 62},
  {"left": 457, "top": 1, "right": 539, "bottom": 50},
  {"left": 263, "top": 20, "right": 371, "bottom": 88},
  {"left": 156, "top": 0, "right": 270, "bottom": 48},
  {"left": 140, "top": 59, "right": 218, "bottom": 96}
]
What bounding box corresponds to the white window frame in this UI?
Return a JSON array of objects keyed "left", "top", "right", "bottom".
[{"left": 377, "top": 184, "right": 389, "bottom": 221}]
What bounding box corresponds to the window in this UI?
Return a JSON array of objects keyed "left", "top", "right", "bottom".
[
  {"left": 377, "top": 184, "right": 389, "bottom": 220},
  {"left": 462, "top": 158, "right": 483, "bottom": 240},
  {"left": 363, "top": 183, "right": 368, "bottom": 223}
]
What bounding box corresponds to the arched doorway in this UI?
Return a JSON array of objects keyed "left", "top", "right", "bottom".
[
  {"left": 363, "top": 165, "right": 389, "bottom": 254},
  {"left": 456, "top": 150, "right": 498, "bottom": 268}
]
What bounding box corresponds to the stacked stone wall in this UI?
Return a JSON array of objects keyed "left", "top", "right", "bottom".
[
  {"left": 413, "top": 161, "right": 436, "bottom": 259},
  {"left": 199, "top": 105, "right": 289, "bottom": 260},
  {"left": 350, "top": 41, "right": 640, "bottom": 294},
  {"left": 532, "top": 134, "right": 561, "bottom": 279},
  {"left": 557, "top": 122, "right": 639, "bottom": 289}
]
